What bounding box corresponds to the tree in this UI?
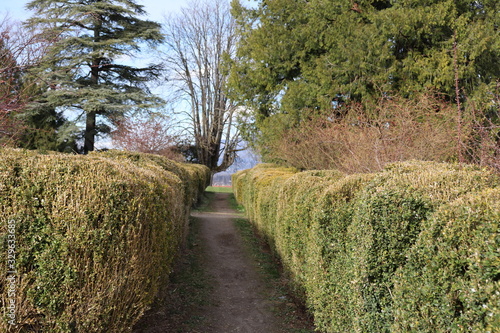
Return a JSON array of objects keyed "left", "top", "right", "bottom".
[
  {"left": 229, "top": 0, "right": 391, "bottom": 119},
  {"left": 0, "top": 15, "right": 75, "bottom": 150},
  {"left": 24, "top": 0, "right": 165, "bottom": 154},
  {"left": 111, "top": 114, "right": 184, "bottom": 161},
  {"left": 230, "top": 0, "right": 499, "bottom": 115},
  {"left": 161, "top": 0, "right": 241, "bottom": 174},
  {"left": 229, "top": 0, "right": 500, "bottom": 167}
]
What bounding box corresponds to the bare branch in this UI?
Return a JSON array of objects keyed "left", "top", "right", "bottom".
[
  {"left": 160, "top": 0, "right": 240, "bottom": 175},
  {"left": 0, "top": 16, "right": 55, "bottom": 146}
]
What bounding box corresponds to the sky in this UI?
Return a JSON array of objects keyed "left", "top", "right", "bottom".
[{"left": 1, "top": 0, "right": 186, "bottom": 22}]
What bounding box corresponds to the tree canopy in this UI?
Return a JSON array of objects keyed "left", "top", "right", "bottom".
[
  {"left": 228, "top": 0, "right": 499, "bottom": 170},
  {"left": 229, "top": 0, "right": 500, "bottom": 117},
  {"left": 25, "top": 0, "right": 165, "bottom": 153}
]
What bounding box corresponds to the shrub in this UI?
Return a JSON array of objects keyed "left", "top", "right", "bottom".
[
  {"left": 392, "top": 188, "right": 500, "bottom": 332},
  {"left": 231, "top": 164, "right": 297, "bottom": 227},
  {"left": 305, "top": 173, "right": 375, "bottom": 332},
  {"left": 259, "top": 94, "right": 458, "bottom": 173},
  {"left": 233, "top": 161, "right": 499, "bottom": 333},
  {"left": 272, "top": 170, "right": 345, "bottom": 294},
  {"left": 344, "top": 161, "right": 499, "bottom": 332},
  {"left": 93, "top": 150, "right": 210, "bottom": 207},
  {"left": 0, "top": 148, "right": 209, "bottom": 332}
]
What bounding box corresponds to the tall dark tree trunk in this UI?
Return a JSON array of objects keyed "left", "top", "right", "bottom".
[
  {"left": 162, "top": 0, "right": 240, "bottom": 174},
  {"left": 84, "top": 22, "right": 101, "bottom": 154},
  {"left": 84, "top": 110, "right": 96, "bottom": 154}
]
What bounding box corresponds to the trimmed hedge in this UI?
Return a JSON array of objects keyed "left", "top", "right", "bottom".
[
  {"left": 93, "top": 150, "right": 208, "bottom": 208},
  {"left": 305, "top": 173, "right": 375, "bottom": 332},
  {"left": 233, "top": 161, "right": 500, "bottom": 332},
  {"left": 0, "top": 149, "right": 209, "bottom": 332},
  {"left": 345, "top": 161, "right": 499, "bottom": 332},
  {"left": 392, "top": 187, "right": 500, "bottom": 332}
]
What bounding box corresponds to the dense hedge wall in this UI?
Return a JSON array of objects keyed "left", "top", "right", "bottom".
[
  {"left": 0, "top": 149, "right": 210, "bottom": 332},
  {"left": 232, "top": 161, "right": 500, "bottom": 332}
]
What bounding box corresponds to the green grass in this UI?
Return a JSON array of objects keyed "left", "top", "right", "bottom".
[
  {"left": 194, "top": 187, "right": 243, "bottom": 213},
  {"left": 229, "top": 193, "right": 245, "bottom": 212},
  {"left": 234, "top": 218, "right": 280, "bottom": 280}
]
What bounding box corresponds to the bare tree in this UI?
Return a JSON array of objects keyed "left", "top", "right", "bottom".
[
  {"left": 0, "top": 16, "right": 53, "bottom": 146},
  {"left": 111, "top": 115, "right": 184, "bottom": 161},
  {"left": 161, "top": 0, "right": 241, "bottom": 175}
]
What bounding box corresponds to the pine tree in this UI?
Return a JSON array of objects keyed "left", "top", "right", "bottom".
[{"left": 25, "top": 0, "right": 165, "bottom": 153}]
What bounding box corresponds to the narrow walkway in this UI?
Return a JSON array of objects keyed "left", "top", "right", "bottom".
[
  {"left": 191, "top": 192, "right": 278, "bottom": 332},
  {"left": 133, "top": 192, "right": 314, "bottom": 333}
]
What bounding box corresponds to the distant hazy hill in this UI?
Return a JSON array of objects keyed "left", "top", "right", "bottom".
[{"left": 213, "top": 148, "right": 260, "bottom": 186}]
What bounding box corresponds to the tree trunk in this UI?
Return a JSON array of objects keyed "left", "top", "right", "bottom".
[{"left": 84, "top": 110, "right": 96, "bottom": 154}]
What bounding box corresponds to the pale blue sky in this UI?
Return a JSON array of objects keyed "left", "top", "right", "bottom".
[{"left": 1, "top": 0, "right": 186, "bottom": 22}]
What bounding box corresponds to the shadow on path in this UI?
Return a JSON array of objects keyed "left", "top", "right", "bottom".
[{"left": 134, "top": 192, "right": 314, "bottom": 333}]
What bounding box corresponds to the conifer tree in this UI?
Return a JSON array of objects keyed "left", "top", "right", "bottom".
[
  {"left": 230, "top": 0, "right": 499, "bottom": 115},
  {"left": 229, "top": 0, "right": 499, "bottom": 164},
  {"left": 25, "top": 0, "right": 165, "bottom": 153},
  {"left": 162, "top": 0, "right": 241, "bottom": 174}
]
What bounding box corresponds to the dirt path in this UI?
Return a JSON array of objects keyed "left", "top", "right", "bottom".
[
  {"left": 134, "top": 192, "right": 314, "bottom": 333},
  {"left": 190, "top": 192, "right": 279, "bottom": 332}
]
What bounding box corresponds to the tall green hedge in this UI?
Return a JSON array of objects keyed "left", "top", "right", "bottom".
[
  {"left": 0, "top": 149, "right": 209, "bottom": 332},
  {"left": 345, "top": 161, "right": 499, "bottom": 332},
  {"left": 392, "top": 187, "right": 500, "bottom": 332},
  {"left": 233, "top": 161, "right": 500, "bottom": 332}
]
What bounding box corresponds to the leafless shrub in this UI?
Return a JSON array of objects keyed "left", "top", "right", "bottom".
[
  {"left": 465, "top": 84, "right": 500, "bottom": 172},
  {"left": 268, "top": 94, "right": 458, "bottom": 173},
  {"left": 111, "top": 115, "right": 185, "bottom": 162}
]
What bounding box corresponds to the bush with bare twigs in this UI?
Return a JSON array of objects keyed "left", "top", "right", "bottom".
[
  {"left": 262, "top": 94, "right": 458, "bottom": 173},
  {"left": 111, "top": 116, "right": 185, "bottom": 162},
  {"left": 464, "top": 84, "right": 500, "bottom": 172}
]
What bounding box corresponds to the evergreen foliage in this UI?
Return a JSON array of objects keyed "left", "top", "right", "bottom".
[
  {"left": 24, "top": 0, "right": 165, "bottom": 153},
  {"left": 0, "top": 149, "right": 209, "bottom": 332},
  {"left": 17, "top": 104, "right": 81, "bottom": 153},
  {"left": 229, "top": 0, "right": 500, "bottom": 160},
  {"left": 230, "top": 0, "right": 499, "bottom": 114}
]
